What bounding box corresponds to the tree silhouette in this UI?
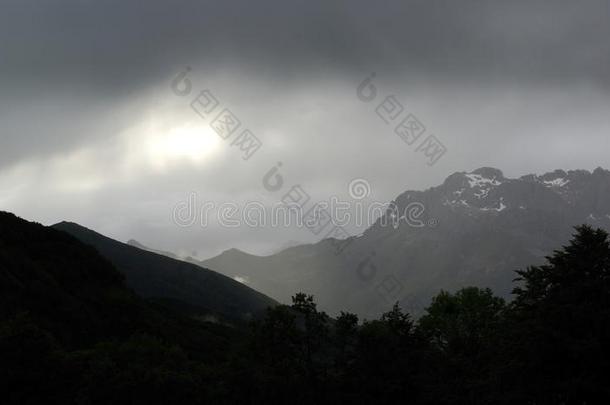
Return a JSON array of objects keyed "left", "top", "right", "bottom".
[
  {"left": 418, "top": 287, "right": 505, "bottom": 404},
  {"left": 5, "top": 212, "right": 610, "bottom": 404},
  {"left": 419, "top": 287, "right": 505, "bottom": 356},
  {"left": 506, "top": 225, "right": 610, "bottom": 403}
]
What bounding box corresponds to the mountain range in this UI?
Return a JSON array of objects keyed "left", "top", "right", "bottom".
[
  {"left": 6, "top": 166, "right": 608, "bottom": 321},
  {"left": 194, "top": 167, "right": 610, "bottom": 318}
]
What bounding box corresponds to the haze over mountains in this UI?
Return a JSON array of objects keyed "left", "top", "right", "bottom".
[
  {"left": 194, "top": 167, "right": 610, "bottom": 318},
  {"left": 6, "top": 166, "right": 608, "bottom": 320}
]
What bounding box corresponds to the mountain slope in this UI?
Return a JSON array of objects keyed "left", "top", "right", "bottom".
[
  {"left": 0, "top": 211, "right": 235, "bottom": 352},
  {"left": 0, "top": 211, "right": 262, "bottom": 404},
  {"left": 200, "top": 167, "right": 610, "bottom": 318},
  {"left": 53, "top": 222, "right": 276, "bottom": 321}
]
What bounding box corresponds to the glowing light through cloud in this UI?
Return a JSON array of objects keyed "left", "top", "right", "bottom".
[{"left": 146, "top": 123, "right": 223, "bottom": 169}]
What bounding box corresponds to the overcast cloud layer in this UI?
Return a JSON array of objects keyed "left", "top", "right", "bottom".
[{"left": 1, "top": 0, "right": 609, "bottom": 258}]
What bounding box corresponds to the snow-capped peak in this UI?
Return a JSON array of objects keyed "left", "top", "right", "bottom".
[
  {"left": 542, "top": 177, "right": 569, "bottom": 187},
  {"left": 464, "top": 168, "right": 504, "bottom": 188},
  {"left": 465, "top": 173, "right": 502, "bottom": 188}
]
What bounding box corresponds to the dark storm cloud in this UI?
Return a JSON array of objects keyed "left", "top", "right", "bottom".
[
  {"left": 1, "top": 0, "right": 608, "bottom": 92},
  {"left": 1, "top": 0, "right": 607, "bottom": 169}
]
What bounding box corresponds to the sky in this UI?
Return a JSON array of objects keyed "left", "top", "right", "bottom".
[{"left": 1, "top": 0, "right": 609, "bottom": 259}]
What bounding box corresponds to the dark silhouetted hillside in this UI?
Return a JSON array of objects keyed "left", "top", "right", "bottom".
[{"left": 53, "top": 221, "right": 276, "bottom": 321}]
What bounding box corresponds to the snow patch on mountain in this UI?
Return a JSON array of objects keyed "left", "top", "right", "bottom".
[
  {"left": 465, "top": 173, "right": 502, "bottom": 188},
  {"left": 233, "top": 275, "right": 249, "bottom": 284},
  {"left": 481, "top": 202, "right": 507, "bottom": 212},
  {"left": 543, "top": 178, "right": 570, "bottom": 187},
  {"left": 474, "top": 188, "right": 490, "bottom": 199}
]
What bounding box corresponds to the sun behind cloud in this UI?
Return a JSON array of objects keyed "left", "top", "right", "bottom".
[{"left": 145, "top": 123, "right": 223, "bottom": 169}]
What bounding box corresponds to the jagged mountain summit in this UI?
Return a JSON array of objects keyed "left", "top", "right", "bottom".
[
  {"left": 200, "top": 167, "right": 610, "bottom": 318},
  {"left": 436, "top": 167, "right": 610, "bottom": 217}
]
